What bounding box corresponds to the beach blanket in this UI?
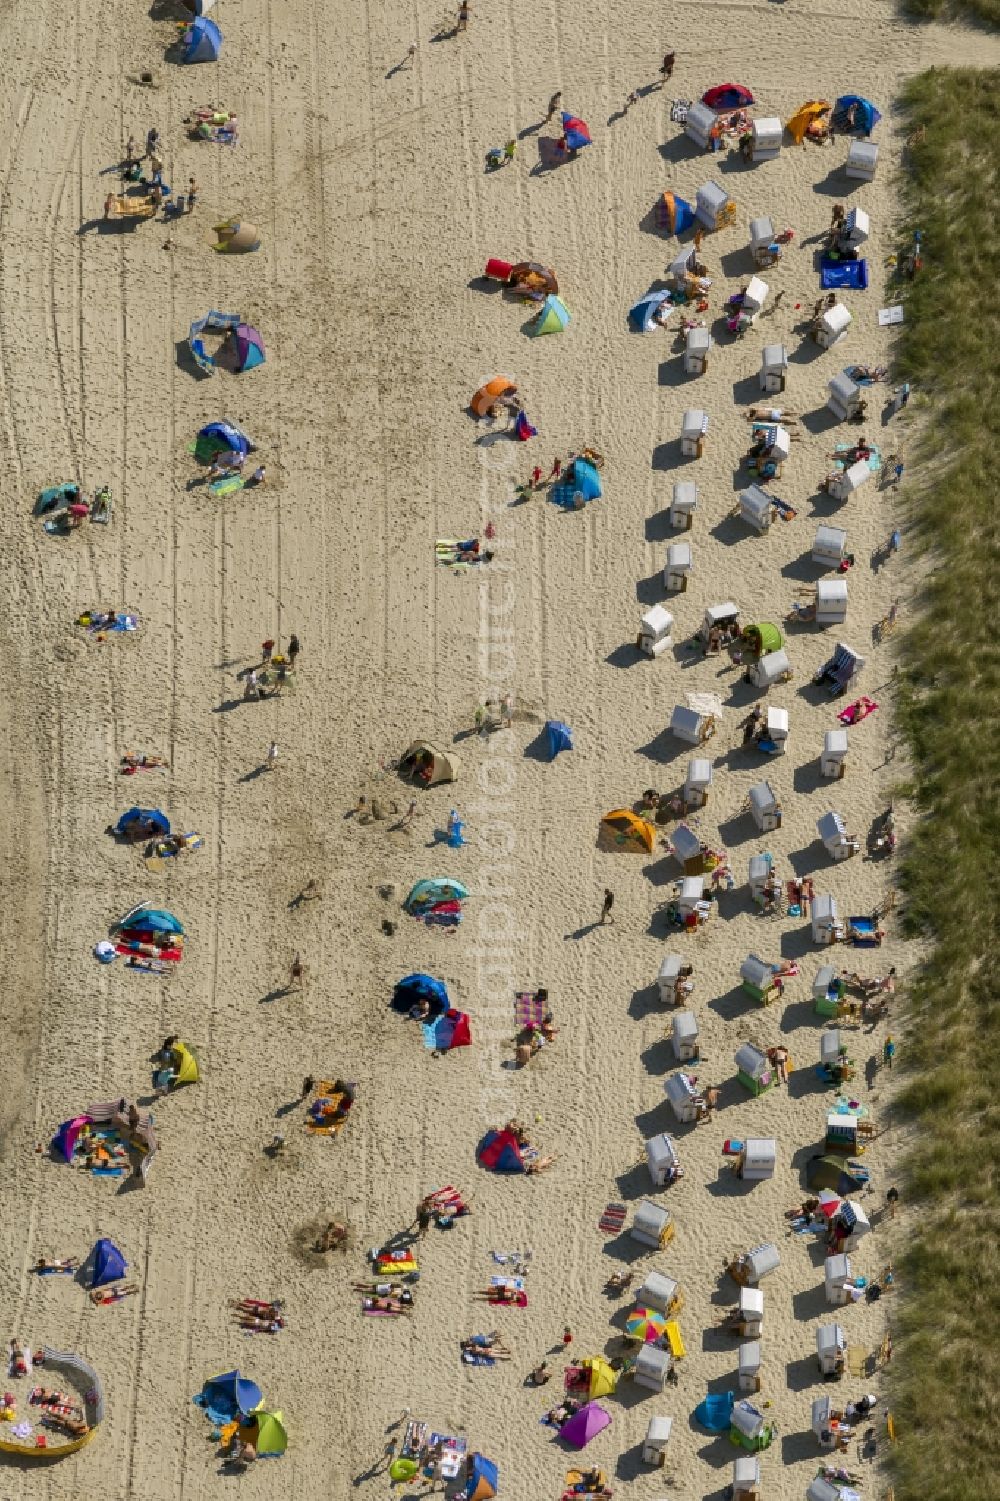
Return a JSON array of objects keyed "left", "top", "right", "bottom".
[
  {"left": 820, "top": 258, "right": 869, "bottom": 291},
  {"left": 209, "top": 474, "right": 245, "bottom": 497},
  {"left": 77, "top": 611, "right": 139, "bottom": 633},
  {"left": 515, "top": 992, "right": 546, "bottom": 1028},
  {"left": 838, "top": 697, "right": 878, "bottom": 726},
  {"left": 833, "top": 443, "right": 881, "bottom": 474},
  {"left": 461, "top": 1351, "right": 496, "bottom": 1366},
  {"left": 422, "top": 1014, "right": 458, "bottom": 1051}
]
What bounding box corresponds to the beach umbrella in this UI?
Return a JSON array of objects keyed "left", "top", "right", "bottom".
[
  {"left": 625, "top": 1307, "right": 667, "bottom": 1343},
  {"left": 197, "top": 1371, "right": 263, "bottom": 1422},
  {"left": 233, "top": 323, "right": 266, "bottom": 372},
  {"left": 91, "top": 1237, "right": 127, "bottom": 1288},
  {"left": 115, "top": 807, "right": 170, "bottom": 838},
  {"left": 580, "top": 1357, "right": 618, "bottom": 1398},
  {"left": 392, "top": 973, "right": 450, "bottom": 1017},
  {"left": 560, "top": 113, "right": 592, "bottom": 151}
]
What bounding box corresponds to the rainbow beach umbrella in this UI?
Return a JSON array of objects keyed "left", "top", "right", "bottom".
[{"left": 625, "top": 1307, "right": 667, "bottom": 1343}]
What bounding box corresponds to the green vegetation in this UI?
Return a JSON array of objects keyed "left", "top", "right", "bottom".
[
  {"left": 905, "top": 0, "right": 1000, "bottom": 21},
  {"left": 889, "top": 68, "right": 1000, "bottom": 1501}
]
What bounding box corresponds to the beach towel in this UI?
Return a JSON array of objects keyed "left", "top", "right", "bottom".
[
  {"left": 209, "top": 474, "right": 245, "bottom": 497},
  {"left": 462, "top": 1351, "right": 496, "bottom": 1365},
  {"left": 598, "top": 1203, "right": 626, "bottom": 1234},
  {"left": 820, "top": 258, "right": 869, "bottom": 291},
  {"left": 837, "top": 698, "right": 878, "bottom": 726},
  {"left": 376, "top": 1254, "right": 418, "bottom": 1274}
]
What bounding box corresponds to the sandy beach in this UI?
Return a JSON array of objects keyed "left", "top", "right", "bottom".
[{"left": 3, "top": 0, "right": 1000, "bottom": 1496}]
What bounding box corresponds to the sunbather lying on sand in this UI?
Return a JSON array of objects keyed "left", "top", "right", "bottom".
[
  {"left": 362, "top": 1295, "right": 413, "bottom": 1314},
  {"left": 237, "top": 1314, "right": 284, "bottom": 1333},
  {"left": 474, "top": 1284, "right": 528, "bottom": 1306},
  {"left": 42, "top": 1411, "right": 89, "bottom": 1437},
  {"left": 525, "top": 1155, "right": 557, "bottom": 1174},
  {"left": 462, "top": 1336, "right": 511, "bottom": 1359},
  {"left": 605, "top": 1271, "right": 634, "bottom": 1294},
  {"left": 230, "top": 1298, "right": 284, "bottom": 1319},
  {"left": 89, "top": 1283, "right": 138, "bottom": 1305},
  {"left": 33, "top": 1255, "right": 79, "bottom": 1273}
]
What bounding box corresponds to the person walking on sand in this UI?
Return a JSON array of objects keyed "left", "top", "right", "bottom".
[
  {"left": 547, "top": 91, "right": 562, "bottom": 122},
  {"left": 659, "top": 51, "right": 675, "bottom": 84},
  {"left": 104, "top": 193, "right": 115, "bottom": 222},
  {"left": 145, "top": 126, "right": 159, "bottom": 158},
  {"left": 600, "top": 888, "right": 614, "bottom": 925},
  {"left": 406, "top": 42, "right": 417, "bottom": 64},
  {"left": 266, "top": 741, "right": 279, "bottom": 771},
  {"left": 261, "top": 638, "right": 275, "bottom": 665},
  {"left": 289, "top": 952, "right": 305, "bottom": 991},
  {"left": 186, "top": 177, "right": 198, "bottom": 213},
  {"left": 126, "top": 133, "right": 137, "bottom": 165},
  {"left": 457, "top": 0, "right": 470, "bottom": 30},
  {"left": 288, "top": 633, "right": 300, "bottom": 667},
  {"left": 549, "top": 456, "right": 562, "bottom": 482},
  {"left": 624, "top": 91, "right": 639, "bottom": 112},
  {"left": 531, "top": 464, "right": 543, "bottom": 489}
]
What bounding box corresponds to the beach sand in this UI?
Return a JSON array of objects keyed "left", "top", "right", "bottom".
[{"left": 2, "top": 0, "right": 999, "bottom": 1496}]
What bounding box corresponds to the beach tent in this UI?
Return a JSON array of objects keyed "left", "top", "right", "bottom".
[
  {"left": 477, "top": 1127, "right": 526, "bottom": 1173},
  {"left": 510, "top": 262, "right": 558, "bottom": 295},
  {"left": 806, "top": 1155, "right": 869, "bottom": 1195},
  {"left": 195, "top": 1371, "right": 263, "bottom": 1424},
  {"left": 560, "top": 113, "right": 592, "bottom": 150},
  {"left": 560, "top": 1401, "right": 611, "bottom": 1448},
  {"left": 403, "top": 879, "right": 468, "bottom": 916},
  {"left": 189, "top": 312, "right": 259, "bottom": 375},
  {"left": 91, "top": 1237, "right": 127, "bottom": 1288},
  {"left": 466, "top": 1454, "right": 499, "bottom": 1501},
  {"left": 703, "top": 83, "right": 754, "bottom": 111},
  {"left": 193, "top": 420, "right": 255, "bottom": 462},
  {"left": 599, "top": 809, "right": 655, "bottom": 854},
  {"left": 544, "top": 720, "right": 574, "bottom": 758},
  {"left": 115, "top": 807, "right": 170, "bottom": 838},
  {"left": 115, "top": 905, "right": 184, "bottom": 935},
  {"left": 786, "top": 101, "right": 830, "bottom": 144},
  {"left": 53, "top": 1114, "right": 91, "bottom": 1162},
  {"left": 528, "top": 294, "right": 570, "bottom": 336},
  {"left": 392, "top": 973, "right": 450, "bottom": 1016},
  {"left": 629, "top": 290, "right": 673, "bottom": 333},
  {"left": 576, "top": 1356, "right": 618, "bottom": 1398},
  {"left": 401, "top": 741, "right": 458, "bottom": 785},
  {"left": 695, "top": 1390, "right": 735, "bottom": 1432},
  {"left": 182, "top": 16, "right": 222, "bottom": 62},
  {"left": 470, "top": 377, "right": 517, "bottom": 416},
  {"left": 657, "top": 191, "right": 695, "bottom": 236},
  {"left": 168, "top": 1042, "right": 200, "bottom": 1088},
  {"left": 742, "top": 623, "right": 783, "bottom": 658},
  {"left": 834, "top": 95, "right": 881, "bottom": 135},
  {"left": 212, "top": 219, "right": 261, "bottom": 254},
  {"left": 245, "top": 1410, "right": 287, "bottom": 1457},
  {"left": 550, "top": 457, "right": 602, "bottom": 509},
  {"left": 232, "top": 323, "right": 265, "bottom": 371}
]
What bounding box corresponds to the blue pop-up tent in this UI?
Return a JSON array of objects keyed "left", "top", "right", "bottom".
[
  {"left": 695, "top": 1390, "right": 735, "bottom": 1432},
  {"left": 834, "top": 95, "right": 881, "bottom": 135},
  {"left": 550, "top": 457, "right": 602, "bottom": 509},
  {"left": 392, "top": 973, "right": 449, "bottom": 1017},
  {"left": 182, "top": 16, "right": 222, "bottom": 62},
  {"left": 115, "top": 905, "right": 185, "bottom": 935},
  {"left": 544, "top": 720, "right": 573, "bottom": 759},
  {"left": 91, "top": 1237, "right": 127, "bottom": 1288},
  {"left": 115, "top": 807, "right": 170, "bottom": 838},
  {"left": 629, "top": 290, "right": 673, "bottom": 333}
]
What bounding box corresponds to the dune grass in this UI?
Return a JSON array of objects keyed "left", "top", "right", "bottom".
[
  {"left": 904, "top": 0, "right": 1000, "bottom": 21},
  {"left": 887, "top": 68, "right": 1000, "bottom": 1501}
]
